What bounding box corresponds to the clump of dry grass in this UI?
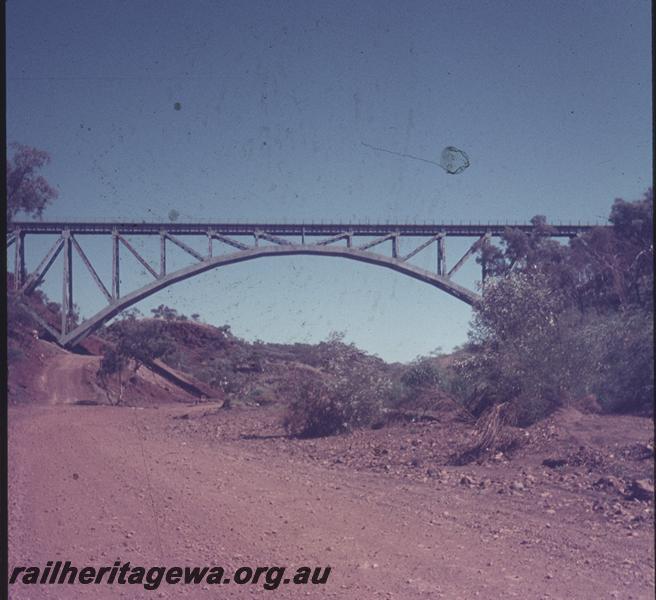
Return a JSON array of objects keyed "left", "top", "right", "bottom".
[{"left": 450, "top": 402, "right": 523, "bottom": 465}]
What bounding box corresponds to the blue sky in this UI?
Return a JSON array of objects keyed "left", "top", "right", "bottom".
[{"left": 6, "top": 0, "right": 652, "bottom": 362}]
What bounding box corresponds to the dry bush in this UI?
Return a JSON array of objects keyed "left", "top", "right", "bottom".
[
  {"left": 450, "top": 402, "right": 523, "bottom": 465},
  {"left": 280, "top": 336, "right": 391, "bottom": 438}
]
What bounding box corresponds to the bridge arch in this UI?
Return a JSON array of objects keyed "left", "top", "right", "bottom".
[{"left": 59, "top": 244, "right": 480, "bottom": 348}]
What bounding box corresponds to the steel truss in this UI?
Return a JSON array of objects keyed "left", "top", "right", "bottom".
[{"left": 8, "top": 221, "right": 595, "bottom": 348}]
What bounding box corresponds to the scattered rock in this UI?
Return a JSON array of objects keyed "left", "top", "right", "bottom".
[
  {"left": 542, "top": 458, "right": 567, "bottom": 468},
  {"left": 593, "top": 476, "right": 625, "bottom": 495},
  {"left": 622, "top": 443, "right": 654, "bottom": 461},
  {"left": 627, "top": 479, "right": 654, "bottom": 502},
  {"left": 567, "top": 446, "right": 606, "bottom": 469},
  {"left": 611, "top": 502, "right": 624, "bottom": 515}
]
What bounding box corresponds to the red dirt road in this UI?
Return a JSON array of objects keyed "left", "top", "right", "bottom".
[{"left": 8, "top": 403, "right": 654, "bottom": 599}]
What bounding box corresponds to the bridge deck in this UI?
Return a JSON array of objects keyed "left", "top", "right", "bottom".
[{"left": 11, "top": 222, "right": 600, "bottom": 237}]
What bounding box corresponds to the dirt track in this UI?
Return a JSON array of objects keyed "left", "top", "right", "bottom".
[
  {"left": 36, "top": 352, "right": 101, "bottom": 405},
  {"left": 8, "top": 400, "right": 654, "bottom": 600}
]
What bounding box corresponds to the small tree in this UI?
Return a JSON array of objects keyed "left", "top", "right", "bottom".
[
  {"left": 97, "top": 347, "right": 130, "bottom": 405},
  {"left": 97, "top": 318, "right": 175, "bottom": 404},
  {"left": 453, "top": 270, "right": 573, "bottom": 423},
  {"left": 151, "top": 304, "right": 180, "bottom": 320},
  {"left": 6, "top": 143, "right": 58, "bottom": 224}
]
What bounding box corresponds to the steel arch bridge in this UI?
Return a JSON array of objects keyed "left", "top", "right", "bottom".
[{"left": 7, "top": 221, "right": 596, "bottom": 348}]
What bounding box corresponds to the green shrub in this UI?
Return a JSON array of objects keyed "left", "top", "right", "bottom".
[
  {"left": 281, "top": 335, "right": 391, "bottom": 437},
  {"left": 395, "top": 357, "right": 446, "bottom": 413},
  {"left": 449, "top": 272, "right": 572, "bottom": 424},
  {"left": 450, "top": 273, "right": 654, "bottom": 424},
  {"left": 452, "top": 192, "right": 653, "bottom": 424},
  {"left": 282, "top": 370, "right": 388, "bottom": 438},
  {"left": 583, "top": 309, "right": 654, "bottom": 414},
  {"left": 401, "top": 358, "right": 443, "bottom": 388}
]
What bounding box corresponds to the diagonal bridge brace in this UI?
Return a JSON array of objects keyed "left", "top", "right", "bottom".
[
  {"left": 255, "top": 231, "right": 294, "bottom": 246},
  {"left": 21, "top": 235, "right": 65, "bottom": 294},
  {"left": 400, "top": 233, "right": 443, "bottom": 262},
  {"left": 314, "top": 232, "right": 354, "bottom": 247},
  {"left": 163, "top": 231, "right": 206, "bottom": 262},
  {"left": 358, "top": 232, "right": 400, "bottom": 257},
  {"left": 70, "top": 234, "right": 113, "bottom": 302},
  {"left": 117, "top": 233, "right": 160, "bottom": 279},
  {"left": 207, "top": 231, "right": 250, "bottom": 253},
  {"left": 447, "top": 232, "right": 490, "bottom": 278}
]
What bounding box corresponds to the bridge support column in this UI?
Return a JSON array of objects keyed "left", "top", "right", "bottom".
[
  {"left": 481, "top": 256, "right": 487, "bottom": 283},
  {"left": 62, "top": 230, "right": 73, "bottom": 335},
  {"left": 160, "top": 231, "right": 166, "bottom": 277},
  {"left": 13, "top": 228, "right": 25, "bottom": 290},
  {"left": 207, "top": 230, "right": 214, "bottom": 257},
  {"left": 437, "top": 233, "right": 446, "bottom": 276},
  {"left": 112, "top": 230, "right": 120, "bottom": 299},
  {"left": 481, "top": 232, "right": 491, "bottom": 284}
]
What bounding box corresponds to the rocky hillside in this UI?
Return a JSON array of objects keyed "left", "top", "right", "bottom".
[{"left": 99, "top": 316, "right": 400, "bottom": 408}]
